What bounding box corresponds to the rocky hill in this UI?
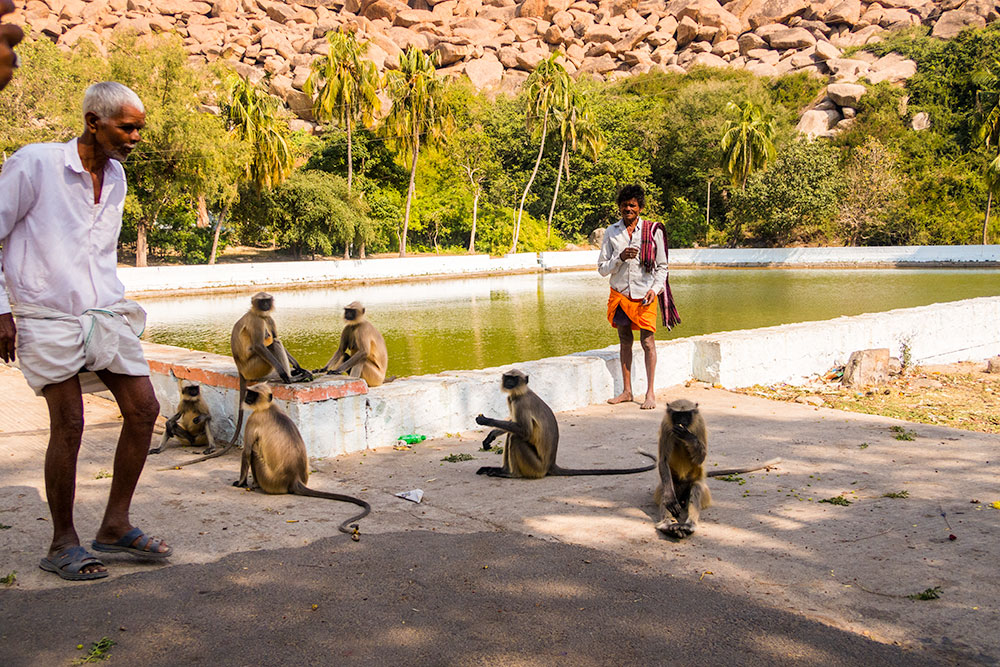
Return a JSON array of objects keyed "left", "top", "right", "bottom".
[{"left": 7, "top": 0, "right": 996, "bottom": 135}]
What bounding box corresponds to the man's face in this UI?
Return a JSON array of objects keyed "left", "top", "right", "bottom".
[
  {"left": 618, "top": 197, "right": 642, "bottom": 225},
  {"left": 89, "top": 104, "right": 145, "bottom": 162},
  {"left": 0, "top": 0, "right": 24, "bottom": 92}
]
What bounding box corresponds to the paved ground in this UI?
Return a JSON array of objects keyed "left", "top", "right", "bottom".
[{"left": 1, "top": 363, "right": 997, "bottom": 665}]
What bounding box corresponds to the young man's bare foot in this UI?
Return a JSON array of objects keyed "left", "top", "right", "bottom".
[
  {"left": 607, "top": 391, "right": 633, "bottom": 405},
  {"left": 640, "top": 394, "right": 656, "bottom": 410}
]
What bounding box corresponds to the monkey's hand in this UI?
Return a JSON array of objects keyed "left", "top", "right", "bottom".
[
  {"left": 475, "top": 414, "right": 490, "bottom": 426},
  {"left": 481, "top": 432, "right": 498, "bottom": 449},
  {"left": 278, "top": 371, "right": 293, "bottom": 383},
  {"left": 663, "top": 496, "right": 684, "bottom": 519},
  {"left": 291, "top": 367, "right": 313, "bottom": 382},
  {"left": 193, "top": 414, "right": 209, "bottom": 425},
  {"left": 148, "top": 445, "right": 163, "bottom": 455},
  {"left": 233, "top": 478, "right": 249, "bottom": 488}
]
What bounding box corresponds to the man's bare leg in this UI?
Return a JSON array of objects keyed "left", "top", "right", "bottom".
[
  {"left": 91, "top": 371, "right": 169, "bottom": 554},
  {"left": 42, "top": 376, "right": 105, "bottom": 575},
  {"left": 608, "top": 323, "right": 635, "bottom": 404},
  {"left": 639, "top": 329, "right": 657, "bottom": 410}
]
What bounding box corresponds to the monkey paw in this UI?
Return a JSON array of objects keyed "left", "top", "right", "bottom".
[
  {"left": 658, "top": 522, "right": 695, "bottom": 539},
  {"left": 475, "top": 414, "right": 489, "bottom": 426},
  {"left": 232, "top": 480, "right": 248, "bottom": 488},
  {"left": 147, "top": 447, "right": 162, "bottom": 455}
]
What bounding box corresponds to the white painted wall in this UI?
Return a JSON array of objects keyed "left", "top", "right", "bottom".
[
  {"left": 122, "top": 246, "right": 1000, "bottom": 295},
  {"left": 143, "top": 295, "right": 1000, "bottom": 459}
]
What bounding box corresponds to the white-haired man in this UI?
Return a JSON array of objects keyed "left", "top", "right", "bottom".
[{"left": 0, "top": 81, "right": 172, "bottom": 580}]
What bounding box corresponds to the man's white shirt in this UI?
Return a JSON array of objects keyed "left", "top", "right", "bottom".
[
  {"left": 0, "top": 138, "right": 128, "bottom": 316},
  {"left": 597, "top": 217, "right": 669, "bottom": 299}
]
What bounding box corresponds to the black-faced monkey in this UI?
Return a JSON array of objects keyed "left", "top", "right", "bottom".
[
  {"left": 228, "top": 291, "right": 312, "bottom": 444},
  {"left": 315, "top": 301, "right": 388, "bottom": 387},
  {"left": 654, "top": 399, "right": 780, "bottom": 539},
  {"left": 475, "top": 369, "right": 655, "bottom": 478},
  {"left": 233, "top": 383, "right": 370, "bottom": 540},
  {"left": 149, "top": 382, "right": 216, "bottom": 455}
]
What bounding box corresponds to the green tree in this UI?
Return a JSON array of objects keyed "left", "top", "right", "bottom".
[
  {"left": 382, "top": 47, "right": 450, "bottom": 256},
  {"left": 547, "top": 89, "right": 604, "bottom": 240},
  {"left": 720, "top": 100, "right": 776, "bottom": 188},
  {"left": 217, "top": 75, "right": 294, "bottom": 262},
  {"left": 513, "top": 53, "right": 569, "bottom": 253},
  {"left": 837, "top": 137, "right": 905, "bottom": 245},
  {"left": 304, "top": 30, "right": 381, "bottom": 193},
  {"left": 973, "top": 60, "right": 1000, "bottom": 244}
]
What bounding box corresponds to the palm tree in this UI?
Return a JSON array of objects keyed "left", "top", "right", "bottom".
[
  {"left": 720, "top": 101, "right": 775, "bottom": 189},
  {"left": 382, "top": 47, "right": 450, "bottom": 257},
  {"left": 546, "top": 90, "right": 604, "bottom": 240},
  {"left": 973, "top": 62, "right": 1000, "bottom": 244},
  {"left": 212, "top": 75, "right": 295, "bottom": 263},
  {"left": 512, "top": 53, "right": 569, "bottom": 254},
  {"left": 304, "top": 30, "right": 381, "bottom": 193}
]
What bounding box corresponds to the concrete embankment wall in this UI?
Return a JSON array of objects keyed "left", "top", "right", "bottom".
[
  {"left": 121, "top": 245, "right": 1000, "bottom": 295},
  {"left": 144, "top": 295, "right": 1000, "bottom": 459}
]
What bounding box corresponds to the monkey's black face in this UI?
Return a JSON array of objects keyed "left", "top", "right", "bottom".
[
  {"left": 244, "top": 389, "right": 260, "bottom": 406},
  {"left": 501, "top": 373, "right": 526, "bottom": 390},
  {"left": 255, "top": 298, "right": 273, "bottom": 312},
  {"left": 671, "top": 410, "right": 694, "bottom": 434},
  {"left": 182, "top": 385, "right": 200, "bottom": 397},
  {"left": 344, "top": 309, "right": 357, "bottom": 321}
]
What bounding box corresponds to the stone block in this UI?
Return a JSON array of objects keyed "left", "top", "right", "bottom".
[{"left": 841, "top": 348, "right": 890, "bottom": 388}]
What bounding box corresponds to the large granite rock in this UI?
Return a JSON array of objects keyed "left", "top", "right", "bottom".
[
  {"left": 796, "top": 108, "right": 840, "bottom": 139},
  {"left": 826, "top": 81, "right": 866, "bottom": 106},
  {"left": 464, "top": 52, "right": 505, "bottom": 88},
  {"left": 931, "top": 10, "right": 986, "bottom": 38},
  {"left": 768, "top": 26, "right": 816, "bottom": 48}
]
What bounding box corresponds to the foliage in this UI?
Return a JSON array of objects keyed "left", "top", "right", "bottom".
[
  {"left": 818, "top": 496, "right": 852, "bottom": 506},
  {"left": 222, "top": 74, "right": 293, "bottom": 191},
  {"left": 907, "top": 586, "right": 943, "bottom": 601},
  {"left": 73, "top": 637, "right": 116, "bottom": 664},
  {"left": 441, "top": 453, "right": 475, "bottom": 462},
  {"left": 720, "top": 101, "right": 776, "bottom": 188},
  {"left": 729, "top": 140, "right": 842, "bottom": 245},
  {"left": 836, "top": 137, "right": 906, "bottom": 245},
  {"left": 882, "top": 490, "right": 910, "bottom": 498}
]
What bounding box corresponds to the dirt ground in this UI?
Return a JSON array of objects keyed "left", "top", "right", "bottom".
[
  {"left": 1, "top": 363, "right": 998, "bottom": 664},
  {"left": 740, "top": 360, "right": 1000, "bottom": 434}
]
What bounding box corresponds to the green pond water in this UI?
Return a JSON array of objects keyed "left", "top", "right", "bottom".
[{"left": 141, "top": 268, "right": 1000, "bottom": 378}]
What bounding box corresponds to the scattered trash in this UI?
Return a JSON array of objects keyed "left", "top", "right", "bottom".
[
  {"left": 907, "top": 586, "right": 942, "bottom": 601},
  {"left": 442, "top": 453, "right": 475, "bottom": 462},
  {"left": 396, "top": 489, "right": 424, "bottom": 504},
  {"left": 392, "top": 444, "right": 412, "bottom": 451},
  {"left": 397, "top": 434, "right": 426, "bottom": 445},
  {"left": 819, "top": 496, "right": 852, "bottom": 506},
  {"left": 990, "top": 501, "right": 1000, "bottom": 510}
]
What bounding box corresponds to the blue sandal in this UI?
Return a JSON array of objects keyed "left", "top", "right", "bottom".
[
  {"left": 39, "top": 545, "right": 109, "bottom": 581},
  {"left": 91, "top": 527, "right": 173, "bottom": 560}
]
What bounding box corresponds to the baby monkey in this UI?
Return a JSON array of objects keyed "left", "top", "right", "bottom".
[
  {"left": 149, "top": 382, "right": 217, "bottom": 455},
  {"left": 654, "top": 399, "right": 780, "bottom": 539}
]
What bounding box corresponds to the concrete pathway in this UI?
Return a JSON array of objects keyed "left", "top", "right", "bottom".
[{"left": 1, "top": 363, "right": 996, "bottom": 665}]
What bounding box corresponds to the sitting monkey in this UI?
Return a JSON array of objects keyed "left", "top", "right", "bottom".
[
  {"left": 315, "top": 301, "right": 388, "bottom": 387},
  {"left": 149, "top": 382, "right": 216, "bottom": 455}
]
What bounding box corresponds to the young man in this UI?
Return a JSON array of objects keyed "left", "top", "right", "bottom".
[
  {"left": 0, "top": 82, "right": 171, "bottom": 580},
  {"left": 597, "top": 184, "right": 680, "bottom": 410}
]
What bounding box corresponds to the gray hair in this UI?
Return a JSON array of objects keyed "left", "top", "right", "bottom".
[{"left": 82, "top": 81, "right": 144, "bottom": 120}]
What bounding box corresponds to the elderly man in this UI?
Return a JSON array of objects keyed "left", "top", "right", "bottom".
[
  {"left": 597, "top": 184, "right": 680, "bottom": 410},
  {"left": 0, "top": 0, "right": 24, "bottom": 91},
  {"left": 0, "top": 82, "right": 171, "bottom": 580}
]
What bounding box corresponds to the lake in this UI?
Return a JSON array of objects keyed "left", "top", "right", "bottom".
[{"left": 141, "top": 268, "right": 1000, "bottom": 377}]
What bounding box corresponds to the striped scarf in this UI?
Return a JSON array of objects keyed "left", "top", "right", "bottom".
[{"left": 639, "top": 219, "right": 681, "bottom": 330}]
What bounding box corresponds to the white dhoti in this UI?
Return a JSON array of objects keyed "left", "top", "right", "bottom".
[{"left": 11, "top": 300, "right": 150, "bottom": 396}]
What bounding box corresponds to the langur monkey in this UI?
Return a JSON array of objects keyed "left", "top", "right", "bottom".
[
  {"left": 167, "top": 292, "right": 313, "bottom": 469},
  {"left": 149, "top": 382, "right": 217, "bottom": 455},
  {"left": 653, "top": 399, "right": 780, "bottom": 539},
  {"left": 233, "top": 383, "right": 371, "bottom": 540},
  {"left": 475, "top": 369, "right": 655, "bottom": 478},
  {"left": 315, "top": 301, "right": 388, "bottom": 387}
]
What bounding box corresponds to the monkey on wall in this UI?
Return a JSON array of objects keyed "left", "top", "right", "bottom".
[
  {"left": 234, "top": 382, "right": 370, "bottom": 540},
  {"left": 314, "top": 301, "right": 388, "bottom": 387},
  {"left": 475, "top": 369, "right": 655, "bottom": 478},
  {"left": 653, "top": 399, "right": 781, "bottom": 539},
  {"left": 149, "top": 382, "right": 216, "bottom": 455}
]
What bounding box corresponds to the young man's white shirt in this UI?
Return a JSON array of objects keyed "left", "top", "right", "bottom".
[{"left": 597, "top": 217, "right": 669, "bottom": 299}]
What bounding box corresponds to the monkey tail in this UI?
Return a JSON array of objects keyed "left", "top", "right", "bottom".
[
  {"left": 158, "top": 443, "right": 235, "bottom": 470},
  {"left": 549, "top": 450, "right": 656, "bottom": 476},
  {"left": 707, "top": 458, "right": 782, "bottom": 478},
  {"left": 291, "top": 481, "right": 371, "bottom": 541}
]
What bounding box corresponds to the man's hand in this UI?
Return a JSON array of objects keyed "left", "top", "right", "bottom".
[
  {"left": 641, "top": 289, "right": 656, "bottom": 306},
  {"left": 619, "top": 247, "right": 638, "bottom": 261},
  {"left": 0, "top": 313, "right": 16, "bottom": 363}
]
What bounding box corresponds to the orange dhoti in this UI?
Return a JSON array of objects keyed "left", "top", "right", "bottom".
[{"left": 607, "top": 288, "right": 657, "bottom": 333}]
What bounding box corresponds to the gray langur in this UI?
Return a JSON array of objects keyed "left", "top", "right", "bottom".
[{"left": 149, "top": 382, "right": 216, "bottom": 455}]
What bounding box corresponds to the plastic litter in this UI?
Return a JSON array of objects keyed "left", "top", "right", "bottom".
[
  {"left": 396, "top": 489, "right": 424, "bottom": 504},
  {"left": 397, "top": 434, "right": 426, "bottom": 445}
]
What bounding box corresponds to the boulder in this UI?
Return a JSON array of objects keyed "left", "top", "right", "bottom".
[
  {"left": 796, "top": 108, "right": 839, "bottom": 139},
  {"left": 464, "top": 52, "right": 505, "bottom": 88},
  {"left": 579, "top": 53, "right": 619, "bottom": 73},
  {"left": 675, "top": 14, "right": 698, "bottom": 46},
  {"left": 584, "top": 24, "right": 622, "bottom": 43},
  {"left": 745, "top": 0, "right": 810, "bottom": 29},
  {"left": 387, "top": 26, "right": 430, "bottom": 51},
  {"left": 813, "top": 39, "right": 840, "bottom": 60},
  {"left": 841, "top": 349, "right": 890, "bottom": 388},
  {"left": 508, "top": 17, "right": 539, "bottom": 40},
  {"left": 931, "top": 10, "right": 985, "bottom": 39},
  {"left": 675, "top": 0, "right": 742, "bottom": 35},
  {"left": 826, "top": 82, "right": 866, "bottom": 107},
  {"left": 712, "top": 38, "right": 739, "bottom": 55},
  {"left": 690, "top": 51, "right": 729, "bottom": 68},
  {"left": 587, "top": 227, "right": 605, "bottom": 247},
  {"left": 435, "top": 41, "right": 471, "bottom": 65},
  {"left": 879, "top": 7, "right": 920, "bottom": 29},
  {"left": 737, "top": 31, "right": 766, "bottom": 54},
  {"left": 825, "top": 57, "right": 870, "bottom": 81},
  {"left": 615, "top": 24, "right": 656, "bottom": 50},
  {"left": 518, "top": 0, "right": 571, "bottom": 20},
  {"left": 910, "top": 111, "right": 930, "bottom": 131},
  {"left": 452, "top": 17, "right": 504, "bottom": 43},
  {"left": 515, "top": 47, "right": 549, "bottom": 70},
  {"left": 866, "top": 57, "right": 916, "bottom": 84},
  {"left": 364, "top": 0, "right": 408, "bottom": 22},
  {"left": 747, "top": 47, "right": 779, "bottom": 63},
  {"left": 823, "top": 0, "right": 860, "bottom": 24},
  {"left": 986, "top": 356, "right": 1000, "bottom": 373},
  {"left": 394, "top": 8, "right": 436, "bottom": 26},
  {"left": 768, "top": 26, "right": 816, "bottom": 49},
  {"left": 264, "top": 2, "right": 298, "bottom": 23}
]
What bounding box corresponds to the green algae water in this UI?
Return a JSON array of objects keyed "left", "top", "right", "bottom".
[{"left": 142, "top": 268, "right": 1000, "bottom": 378}]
